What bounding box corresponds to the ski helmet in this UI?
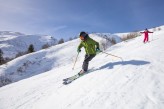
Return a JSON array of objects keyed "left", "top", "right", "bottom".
[{"left": 79, "top": 31, "right": 87, "bottom": 40}]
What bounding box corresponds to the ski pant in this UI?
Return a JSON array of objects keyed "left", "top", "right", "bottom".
[
  {"left": 82, "top": 54, "right": 96, "bottom": 71},
  {"left": 144, "top": 35, "right": 149, "bottom": 42}
]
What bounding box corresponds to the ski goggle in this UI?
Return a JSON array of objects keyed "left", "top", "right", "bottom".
[{"left": 80, "top": 35, "right": 85, "bottom": 40}]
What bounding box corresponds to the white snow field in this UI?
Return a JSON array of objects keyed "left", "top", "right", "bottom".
[
  {"left": 0, "top": 26, "right": 164, "bottom": 109},
  {"left": 0, "top": 31, "right": 57, "bottom": 58}
]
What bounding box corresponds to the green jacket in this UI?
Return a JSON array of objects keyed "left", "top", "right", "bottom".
[{"left": 78, "top": 37, "right": 99, "bottom": 55}]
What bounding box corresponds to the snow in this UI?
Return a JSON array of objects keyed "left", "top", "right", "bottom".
[
  {"left": 0, "top": 31, "right": 57, "bottom": 58},
  {"left": 91, "top": 33, "right": 122, "bottom": 43},
  {"left": 0, "top": 34, "right": 118, "bottom": 84},
  {"left": 0, "top": 26, "right": 164, "bottom": 109}
]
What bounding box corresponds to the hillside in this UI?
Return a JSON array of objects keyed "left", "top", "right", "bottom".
[
  {"left": 0, "top": 33, "right": 121, "bottom": 87},
  {"left": 0, "top": 31, "right": 57, "bottom": 58},
  {"left": 0, "top": 26, "right": 164, "bottom": 109}
]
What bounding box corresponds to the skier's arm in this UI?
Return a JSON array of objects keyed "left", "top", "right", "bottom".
[
  {"left": 95, "top": 41, "right": 99, "bottom": 49},
  {"left": 78, "top": 42, "right": 83, "bottom": 50}
]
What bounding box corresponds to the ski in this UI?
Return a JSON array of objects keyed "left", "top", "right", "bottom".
[
  {"left": 63, "top": 68, "right": 97, "bottom": 85},
  {"left": 63, "top": 73, "right": 84, "bottom": 85}
]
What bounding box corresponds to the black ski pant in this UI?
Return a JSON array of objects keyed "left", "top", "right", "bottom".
[{"left": 82, "top": 54, "right": 96, "bottom": 71}]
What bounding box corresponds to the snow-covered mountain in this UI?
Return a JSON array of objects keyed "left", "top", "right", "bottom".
[
  {"left": 0, "top": 26, "right": 164, "bottom": 109},
  {"left": 92, "top": 33, "right": 122, "bottom": 43},
  {"left": 0, "top": 31, "right": 57, "bottom": 58}
]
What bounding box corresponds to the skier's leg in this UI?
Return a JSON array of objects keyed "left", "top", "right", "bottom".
[
  {"left": 144, "top": 36, "right": 146, "bottom": 43},
  {"left": 145, "top": 36, "right": 149, "bottom": 42},
  {"left": 82, "top": 54, "right": 96, "bottom": 72}
]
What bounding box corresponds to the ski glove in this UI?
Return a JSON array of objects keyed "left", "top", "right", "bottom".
[
  {"left": 96, "top": 47, "right": 101, "bottom": 53},
  {"left": 77, "top": 49, "right": 81, "bottom": 53}
]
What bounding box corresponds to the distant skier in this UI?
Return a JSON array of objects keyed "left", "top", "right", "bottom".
[
  {"left": 77, "top": 31, "right": 100, "bottom": 75},
  {"left": 140, "top": 28, "right": 153, "bottom": 43}
]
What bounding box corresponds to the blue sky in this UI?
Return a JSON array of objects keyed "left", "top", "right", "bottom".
[{"left": 0, "top": 0, "right": 164, "bottom": 40}]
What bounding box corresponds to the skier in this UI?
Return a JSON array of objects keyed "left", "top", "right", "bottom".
[
  {"left": 140, "top": 28, "right": 153, "bottom": 43},
  {"left": 77, "top": 31, "right": 100, "bottom": 75}
]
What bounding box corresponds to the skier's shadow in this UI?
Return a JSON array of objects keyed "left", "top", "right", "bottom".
[{"left": 99, "top": 60, "right": 150, "bottom": 69}]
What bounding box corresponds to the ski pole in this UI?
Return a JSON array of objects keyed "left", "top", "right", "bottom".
[
  {"left": 101, "top": 51, "right": 123, "bottom": 61},
  {"left": 72, "top": 52, "right": 79, "bottom": 70}
]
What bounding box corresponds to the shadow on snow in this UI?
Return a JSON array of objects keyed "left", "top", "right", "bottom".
[{"left": 99, "top": 60, "right": 150, "bottom": 69}]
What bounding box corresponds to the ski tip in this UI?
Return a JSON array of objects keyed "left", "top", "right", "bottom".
[
  {"left": 63, "top": 81, "right": 72, "bottom": 85},
  {"left": 63, "top": 82, "right": 67, "bottom": 85}
]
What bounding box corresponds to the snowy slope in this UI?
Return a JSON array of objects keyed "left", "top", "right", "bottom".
[
  {"left": 0, "top": 35, "right": 94, "bottom": 86},
  {"left": 0, "top": 26, "right": 164, "bottom": 109},
  {"left": 0, "top": 31, "right": 57, "bottom": 58},
  {"left": 0, "top": 34, "right": 120, "bottom": 87}
]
